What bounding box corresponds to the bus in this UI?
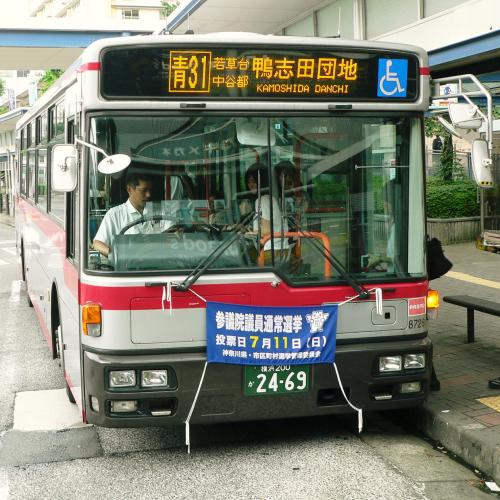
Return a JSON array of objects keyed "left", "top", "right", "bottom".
[{"left": 15, "top": 32, "right": 435, "bottom": 428}]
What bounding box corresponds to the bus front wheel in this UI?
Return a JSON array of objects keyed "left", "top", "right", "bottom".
[
  {"left": 53, "top": 318, "right": 75, "bottom": 404},
  {"left": 21, "top": 245, "right": 33, "bottom": 307}
]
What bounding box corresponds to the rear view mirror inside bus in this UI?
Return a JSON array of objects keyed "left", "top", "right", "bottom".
[
  {"left": 51, "top": 144, "right": 78, "bottom": 192},
  {"left": 236, "top": 118, "right": 276, "bottom": 146}
]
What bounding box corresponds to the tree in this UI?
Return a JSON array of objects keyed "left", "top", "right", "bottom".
[
  {"left": 424, "top": 116, "right": 462, "bottom": 182},
  {"left": 0, "top": 80, "right": 7, "bottom": 115},
  {"left": 38, "top": 69, "right": 63, "bottom": 95},
  {"left": 161, "top": 0, "right": 179, "bottom": 18}
]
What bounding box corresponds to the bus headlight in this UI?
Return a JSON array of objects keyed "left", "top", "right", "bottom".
[
  {"left": 379, "top": 355, "right": 402, "bottom": 373},
  {"left": 141, "top": 370, "right": 168, "bottom": 387},
  {"left": 109, "top": 370, "right": 136, "bottom": 388},
  {"left": 404, "top": 353, "right": 426, "bottom": 369}
]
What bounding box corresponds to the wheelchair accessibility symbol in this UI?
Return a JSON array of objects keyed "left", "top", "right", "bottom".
[{"left": 377, "top": 58, "right": 408, "bottom": 98}]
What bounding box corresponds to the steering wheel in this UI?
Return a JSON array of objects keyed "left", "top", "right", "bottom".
[
  {"left": 162, "top": 222, "right": 194, "bottom": 233},
  {"left": 118, "top": 214, "right": 175, "bottom": 235},
  {"left": 164, "top": 222, "right": 223, "bottom": 239}
]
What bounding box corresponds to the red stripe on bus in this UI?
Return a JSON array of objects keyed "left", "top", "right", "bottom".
[
  {"left": 80, "top": 281, "right": 429, "bottom": 310},
  {"left": 420, "top": 67, "right": 430, "bottom": 76},
  {"left": 19, "top": 200, "right": 78, "bottom": 300},
  {"left": 79, "top": 62, "right": 101, "bottom": 72}
]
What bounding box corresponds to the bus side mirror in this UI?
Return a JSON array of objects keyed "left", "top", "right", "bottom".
[
  {"left": 448, "top": 103, "right": 483, "bottom": 130},
  {"left": 51, "top": 144, "right": 78, "bottom": 192},
  {"left": 471, "top": 139, "right": 493, "bottom": 188}
]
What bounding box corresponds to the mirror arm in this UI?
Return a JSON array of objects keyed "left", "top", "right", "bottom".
[{"left": 75, "top": 137, "right": 109, "bottom": 158}]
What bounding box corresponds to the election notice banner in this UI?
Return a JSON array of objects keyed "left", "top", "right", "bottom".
[{"left": 206, "top": 302, "right": 338, "bottom": 366}]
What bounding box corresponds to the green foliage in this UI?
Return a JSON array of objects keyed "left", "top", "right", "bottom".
[
  {"left": 439, "top": 134, "right": 453, "bottom": 179},
  {"left": 311, "top": 174, "right": 346, "bottom": 206},
  {"left": 0, "top": 105, "right": 8, "bottom": 115},
  {"left": 425, "top": 116, "right": 464, "bottom": 181},
  {"left": 424, "top": 116, "right": 445, "bottom": 138},
  {"left": 161, "top": 0, "right": 179, "bottom": 18},
  {"left": 38, "top": 69, "right": 63, "bottom": 95},
  {"left": 426, "top": 178, "right": 479, "bottom": 218},
  {"left": 0, "top": 78, "right": 5, "bottom": 97}
]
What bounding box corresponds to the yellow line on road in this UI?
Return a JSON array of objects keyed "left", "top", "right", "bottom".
[{"left": 446, "top": 271, "right": 500, "bottom": 290}]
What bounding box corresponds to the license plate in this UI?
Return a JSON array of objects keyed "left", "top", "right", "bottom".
[{"left": 244, "top": 365, "right": 310, "bottom": 396}]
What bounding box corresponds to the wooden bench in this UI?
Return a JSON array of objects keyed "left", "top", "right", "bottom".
[{"left": 443, "top": 295, "right": 500, "bottom": 343}]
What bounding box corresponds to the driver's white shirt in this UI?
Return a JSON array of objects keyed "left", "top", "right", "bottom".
[{"left": 94, "top": 199, "right": 171, "bottom": 248}]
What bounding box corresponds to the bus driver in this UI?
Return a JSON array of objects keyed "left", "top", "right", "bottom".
[{"left": 93, "top": 171, "right": 169, "bottom": 258}]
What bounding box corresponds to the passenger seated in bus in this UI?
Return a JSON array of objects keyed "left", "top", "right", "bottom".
[
  {"left": 93, "top": 171, "right": 171, "bottom": 258},
  {"left": 240, "top": 162, "right": 289, "bottom": 263}
]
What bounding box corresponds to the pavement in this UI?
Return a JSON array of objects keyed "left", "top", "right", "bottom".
[
  {"left": 417, "top": 241, "right": 500, "bottom": 487},
  {"left": 1, "top": 209, "right": 500, "bottom": 487},
  {"left": 0, "top": 212, "right": 14, "bottom": 228}
]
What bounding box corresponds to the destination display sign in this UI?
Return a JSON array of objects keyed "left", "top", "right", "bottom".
[{"left": 101, "top": 46, "right": 419, "bottom": 101}]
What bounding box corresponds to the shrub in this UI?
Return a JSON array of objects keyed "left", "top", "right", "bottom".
[{"left": 426, "top": 179, "right": 479, "bottom": 218}]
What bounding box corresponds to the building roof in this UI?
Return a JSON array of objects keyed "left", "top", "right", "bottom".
[{"left": 0, "top": 107, "right": 29, "bottom": 133}]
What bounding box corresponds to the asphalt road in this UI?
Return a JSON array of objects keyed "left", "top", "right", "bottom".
[{"left": 0, "top": 221, "right": 492, "bottom": 500}]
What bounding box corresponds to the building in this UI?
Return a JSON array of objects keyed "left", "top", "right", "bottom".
[
  {"left": 165, "top": 0, "right": 499, "bottom": 80},
  {"left": 0, "top": 0, "right": 171, "bottom": 214},
  {"left": 0, "top": 108, "right": 28, "bottom": 215},
  {"left": 1, "top": 0, "right": 499, "bottom": 217},
  {"left": 27, "top": 0, "right": 170, "bottom": 22}
]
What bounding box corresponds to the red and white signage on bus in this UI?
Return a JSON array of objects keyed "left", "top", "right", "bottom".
[{"left": 408, "top": 297, "right": 426, "bottom": 316}]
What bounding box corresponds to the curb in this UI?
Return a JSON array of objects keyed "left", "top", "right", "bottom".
[{"left": 416, "top": 398, "right": 500, "bottom": 484}]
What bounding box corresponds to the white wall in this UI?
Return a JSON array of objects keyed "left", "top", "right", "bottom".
[
  {"left": 28, "top": 0, "right": 164, "bottom": 21},
  {"left": 373, "top": 0, "right": 499, "bottom": 51}
]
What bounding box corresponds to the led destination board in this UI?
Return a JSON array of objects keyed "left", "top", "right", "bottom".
[{"left": 101, "top": 46, "right": 418, "bottom": 101}]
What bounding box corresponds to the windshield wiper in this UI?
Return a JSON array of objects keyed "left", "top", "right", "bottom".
[
  {"left": 174, "top": 211, "right": 256, "bottom": 292},
  {"left": 289, "top": 217, "right": 370, "bottom": 299}
]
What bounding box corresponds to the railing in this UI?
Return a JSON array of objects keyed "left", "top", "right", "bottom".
[
  {"left": 258, "top": 231, "right": 332, "bottom": 277},
  {"left": 427, "top": 216, "right": 500, "bottom": 244}
]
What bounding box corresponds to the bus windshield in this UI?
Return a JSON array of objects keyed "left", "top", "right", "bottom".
[{"left": 87, "top": 114, "right": 425, "bottom": 283}]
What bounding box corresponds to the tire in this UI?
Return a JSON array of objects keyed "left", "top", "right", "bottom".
[
  {"left": 55, "top": 324, "right": 76, "bottom": 404},
  {"left": 26, "top": 287, "right": 33, "bottom": 307},
  {"left": 22, "top": 249, "right": 33, "bottom": 307},
  {"left": 25, "top": 280, "right": 33, "bottom": 307},
  {"left": 21, "top": 245, "right": 26, "bottom": 281},
  {"left": 66, "top": 384, "right": 76, "bottom": 404}
]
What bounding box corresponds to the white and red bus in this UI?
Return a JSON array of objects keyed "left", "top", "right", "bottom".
[{"left": 15, "top": 32, "right": 435, "bottom": 427}]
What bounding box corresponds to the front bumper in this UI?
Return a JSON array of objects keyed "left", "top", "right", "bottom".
[{"left": 83, "top": 336, "right": 432, "bottom": 427}]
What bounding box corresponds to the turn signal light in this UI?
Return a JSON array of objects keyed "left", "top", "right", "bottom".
[
  {"left": 82, "top": 303, "right": 102, "bottom": 337},
  {"left": 426, "top": 289, "right": 439, "bottom": 309}
]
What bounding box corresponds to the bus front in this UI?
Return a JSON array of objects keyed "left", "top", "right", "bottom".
[{"left": 81, "top": 34, "right": 432, "bottom": 427}]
